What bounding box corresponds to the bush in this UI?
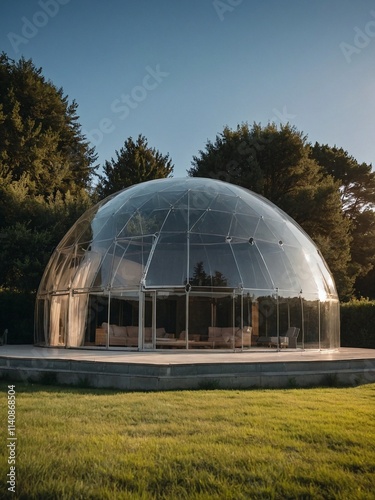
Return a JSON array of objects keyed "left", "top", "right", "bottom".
[
  {"left": 0, "top": 289, "right": 34, "bottom": 344},
  {"left": 340, "top": 299, "right": 375, "bottom": 348}
]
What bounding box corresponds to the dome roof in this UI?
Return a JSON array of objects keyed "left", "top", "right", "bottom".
[{"left": 39, "top": 177, "right": 337, "bottom": 300}]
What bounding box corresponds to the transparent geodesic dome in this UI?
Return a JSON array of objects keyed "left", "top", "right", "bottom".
[{"left": 35, "top": 177, "right": 340, "bottom": 350}]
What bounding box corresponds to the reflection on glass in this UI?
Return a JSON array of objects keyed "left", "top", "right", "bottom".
[{"left": 189, "top": 261, "right": 228, "bottom": 287}]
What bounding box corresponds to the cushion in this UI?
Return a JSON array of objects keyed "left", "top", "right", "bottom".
[
  {"left": 102, "top": 322, "right": 114, "bottom": 335},
  {"left": 112, "top": 325, "right": 127, "bottom": 337},
  {"left": 190, "top": 334, "right": 201, "bottom": 342},
  {"left": 221, "top": 328, "right": 233, "bottom": 337},
  {"left": 208, "top": 327, "right": 220, "bottom": 338},
  {"left": 127, "top": 326, "right": 138, "bottom": 337},
  {"left": 156, "top": 327, "right": 166, "bottom": 337},
  {"left": 235, "top": 328, "right": 252, "bottom": 339}
]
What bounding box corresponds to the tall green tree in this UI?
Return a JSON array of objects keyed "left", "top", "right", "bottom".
[
  {"left": 310, "top": 143, "right": 375, "bottom": 216},
  {"left": 96, "top": 134, "right": 173, "bottom": 199},
  {"left": 0, "top": 53, "right": 95, "bottom": 294},
  {"left": 189, "top": 123, "right": 353, "bottom": 299},
  {"left": 0, "top": 174, "right": 91, "bottom": 292},
  {"left": 310, "top": 143, "right": 375, "bottom": 296},
  {"left": 0, "top": 53, "right": 97, "bottom": 197}
]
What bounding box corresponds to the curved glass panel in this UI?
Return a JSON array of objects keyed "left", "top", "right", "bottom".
[{"left": 146, "top": 233, "right": 188, "bottom": 287}]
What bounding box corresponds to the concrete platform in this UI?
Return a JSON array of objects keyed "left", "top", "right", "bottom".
[{"left": 1, "top": 345, "right": 375, "bottom": 390}]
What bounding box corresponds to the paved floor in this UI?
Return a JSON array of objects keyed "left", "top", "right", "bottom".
[
  {"left": 1, "top": 345, "right": 375, "bottom": 390},
  {"left": 1, "top": 345, "right": 375, "bottom": 365}
]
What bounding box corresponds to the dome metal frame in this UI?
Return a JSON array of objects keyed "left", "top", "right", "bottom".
[{"left": 35, "top": 178, "right": 340, "bottom": 351}]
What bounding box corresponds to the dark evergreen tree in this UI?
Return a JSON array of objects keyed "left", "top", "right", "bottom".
[
  {"left": 310, "top": 143, "right": 375, "bottom": 216},
  {"left": 96, "top": 134, "right": 173, "bottom": 199},
  {"left": 0, "top": 174, "right": 91, "bottom": 292},
  {"left": 0, "top": 53, "right": 95, "bottom": 294},
  {"left": 191, "top": 261, "right": 209, "bottom": 286},
  {"left": 0, "top": 53, "right": 97, "bottom": 197},
  {"left": 189, "top": 123, "right": 353, "bottom": 299},
  {"left": 311, "top": 143, "right": 375, "bottom": 297}
]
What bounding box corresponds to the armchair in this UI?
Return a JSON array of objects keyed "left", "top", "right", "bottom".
[{"left": 256, "top": 327, "right": 300, "bottom": 348}]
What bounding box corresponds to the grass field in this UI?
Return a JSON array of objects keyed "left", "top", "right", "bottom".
[{"left": 1, "top": 382, "right": 375, "bottom": 499}]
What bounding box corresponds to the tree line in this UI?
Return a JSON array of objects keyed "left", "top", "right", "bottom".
[{"left": 1, "top": 53, "right": 374, "bottom": 318}]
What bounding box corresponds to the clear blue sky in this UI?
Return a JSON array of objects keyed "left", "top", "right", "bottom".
[{"left": 1, "top": 0, "right": 375, "bottom": 178}]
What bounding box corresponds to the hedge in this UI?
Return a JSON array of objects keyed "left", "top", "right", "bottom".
[
  {"left": 340, "top": 300, "right": 375, "bottom": 349},
  {"left": 0, "top": 290, "right": 35, "bottom": 344}
]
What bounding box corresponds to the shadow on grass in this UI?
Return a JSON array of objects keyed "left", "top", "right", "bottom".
[
  {"left": 0, "top": 367, "right": 370, "bottom": 395},
  {"left": 0, "top": 373, "right": 122, "bottom": 396}
]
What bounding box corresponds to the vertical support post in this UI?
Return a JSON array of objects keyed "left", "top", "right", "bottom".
[
  {"left": 276, "top": 288, "right": 280, "bottom": 352},
  {"left": 152, "top": 291, "right": 156, "bottom": 349},
  {"left": 318, "top": 300, "right": 321, "bottom": 351},
  {"left": 106, "top": 289, "right": 111, "bottom": 350},
  {"left": 185, "top": 289, "right": 189, "bottom": 350},
  {"left": 241, "top": 291, "right": 244, "bottom": 351},
  {"left": 138, "top": 288, "right": 144, "bottom": 351},
  {"left": 186, "top": 190, "right": 190, "bottom": 351},
  {"left": 300, "top": 293, "right": 305, "bottom": 351},
  {"left": 67, "top": 289, "right": 72, "bottom": 349},
  {"left": 232, "top": 291, "right": 236, "bottom": 351}
]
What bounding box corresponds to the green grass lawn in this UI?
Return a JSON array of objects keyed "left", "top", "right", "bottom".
[{"left": 1, "top": 382, "right": 375, "bottom": 499}]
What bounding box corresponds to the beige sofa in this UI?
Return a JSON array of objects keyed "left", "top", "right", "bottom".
[
  {"left": 95, "top": 324, "right": 252, "bottom": 349},
  {"left": 96, "top": 323, "right": 167, "bottom": 347},
  {"left": 158, "top": 328, "right": 252, "bottom": 348}
]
